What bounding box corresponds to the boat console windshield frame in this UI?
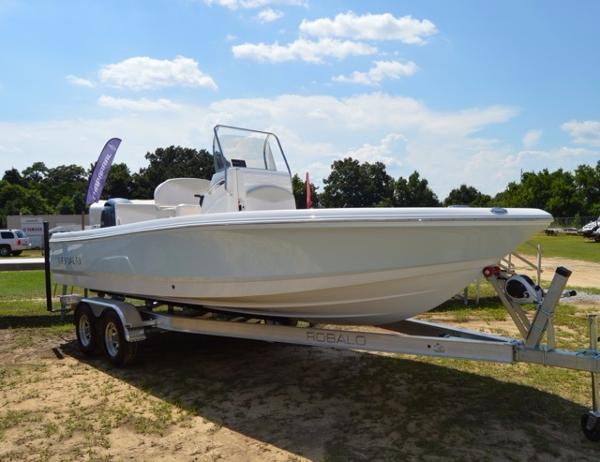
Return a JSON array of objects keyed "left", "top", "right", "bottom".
[{"left": 212, "top": 125, "right": 292, "bottom": 177}]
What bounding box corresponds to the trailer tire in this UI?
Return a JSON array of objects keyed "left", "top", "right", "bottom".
[
  {"left": 101, "top": 310, "right": 138, "bottom": 367},
  {"left": 581, "top": 411, "right": 600, "bottom": 442},
  {"left": 74, "top": 303, "right": 100, "bottom": 356}
]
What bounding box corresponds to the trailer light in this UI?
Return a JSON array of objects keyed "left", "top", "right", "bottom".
[{"left": 482, "top": 265, "right": 500, "bottom": 278}]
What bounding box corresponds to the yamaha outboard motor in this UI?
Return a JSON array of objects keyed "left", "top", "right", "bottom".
[
  {"left": 100, "top": 198, "right": 130, "bottom": 228},
  {"left": 505, "top": 274, "right": 543, "bottom": 305}
]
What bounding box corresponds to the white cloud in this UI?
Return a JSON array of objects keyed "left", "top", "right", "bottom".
[
  {"left": 255, "top": 8, "right": 283, "bottom": 23},
  {"left": 98, "top": 56, "right": 217, "bottom": 90},
  {"left": 300, "top": 12, "right": 437, "bottom": 45},
  {"left": 232, "top": 38, "right": 376, "bottom": 63},
  {"left": 0, "top": 93, "right": 518, "bottom": 195},
  {"left": 522, "top": 129, "right": 542, "bottom": 148},
  {"left": 66, "top": 75, "right": 95, "bottom": 88},
  {"left": 333, "top": 60, "right": 418, "bottom": 85},
  {"left": 4, "top": 93, "right": 598, "bottom": 197},
  {"left": 203, "top": 0, "right": 305, "bottom": 10},
  {"left": 98, "top": 95, "right": 181, "bottom": 111},
  {"left": 344, "top": 133, "right": 406, "bottom": 166},
  {"left": 225, "top": 34, "right": 238, "bottom": 41},
  {"left": 561, "top": 119, "right": 600, "bottom": 147},
  {"left": 515, "top": 146, "right": 595, "bottom": 161},
  {"left": 217, "top": 93, "right": 513, "bottom": 136}
]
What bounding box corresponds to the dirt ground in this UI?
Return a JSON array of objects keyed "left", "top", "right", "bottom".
[
  {"left": 1, "top": 256, "right": 600, "bottom": 461},
  {"left": 2, "top": 315, "right": 600, "bottom": 462},
  {"left": 513, "top": 256, "right": 600, "bottom": 289}
]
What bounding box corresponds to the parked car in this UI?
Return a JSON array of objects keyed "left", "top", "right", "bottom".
[
  {"left": 580, "top": 217, "right": 599, "bottom": 238},
  {"left": 0, "top": 229, "right": 32, "bottom": 257}
]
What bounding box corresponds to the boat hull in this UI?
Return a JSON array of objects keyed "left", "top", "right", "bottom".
[{"left": 50, "top": 208, "right": 551, "bottom": 324}]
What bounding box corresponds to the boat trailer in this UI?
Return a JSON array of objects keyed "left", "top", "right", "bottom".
[{"left": 55, "top": 265, "right": 600, "bottom": 441}]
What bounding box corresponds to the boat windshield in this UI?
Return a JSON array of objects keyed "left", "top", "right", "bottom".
[{"left": 212, "top": 125, "right": 290, "bottom": 175}]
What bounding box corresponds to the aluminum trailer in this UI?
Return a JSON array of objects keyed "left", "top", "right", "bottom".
[{"left": 53, "top": 264, "right": 600, "bottom": 441}]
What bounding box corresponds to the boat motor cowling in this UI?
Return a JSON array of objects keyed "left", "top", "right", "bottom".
[
  {"left": 100, "top": 198, "right": 131, "bottom": 228},
  {"left": 505, "top": 274, "right": 543, "bottom": 305}
]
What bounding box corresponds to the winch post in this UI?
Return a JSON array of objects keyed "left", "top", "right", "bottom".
[
  {"left": 525, "top": 267, "right": 571, "bottom": 348},
  {"left": 546, "top": 318, "right": 556, "bottom": 350},
  {"left": 590, "top": 315, "right": 599, "bottom": 413}
]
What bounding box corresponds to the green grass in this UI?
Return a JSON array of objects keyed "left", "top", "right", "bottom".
[
  {"left": 0, "top": 270, "right": 46, "bottom": 299},
  {"left": 0, "top": 299, "right": 72, "bottom": 331},
  {"left": 19, "top": 249, "right": 43, "bottom": 258},
  {"left": 517, "top": 232, "right": 600, "bottom": 263},
  {"left": 0, "top": 270, "right": 72, "bottom": 332},
  {"left": 0, "top": 249, "right": 44, "bottom": 259}
]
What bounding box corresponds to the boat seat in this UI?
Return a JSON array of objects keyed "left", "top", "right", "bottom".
[
  {"left": 154, "top": 178, "right": 211, "bottom": 207},
  {"left": 175, "top": 204, "right": 203, "bottom": 216}
]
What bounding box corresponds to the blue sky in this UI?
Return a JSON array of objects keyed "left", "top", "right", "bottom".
[{"left": 1, "top": 0, "right": 599, "bottom": 196}]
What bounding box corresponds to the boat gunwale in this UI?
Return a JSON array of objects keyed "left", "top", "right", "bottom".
[{"left": 50, "top": 210, "right": 552, "bottom": 243}]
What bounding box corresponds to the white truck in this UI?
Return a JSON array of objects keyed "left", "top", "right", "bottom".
[{"left": 0, "top": 229, "right": 32, "bottom": 256}]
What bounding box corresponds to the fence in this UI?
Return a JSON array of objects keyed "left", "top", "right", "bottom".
[{"left": 551, "top": 216, "right": 597, "bottom": 228}]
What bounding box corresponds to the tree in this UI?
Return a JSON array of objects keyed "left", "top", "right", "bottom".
[
  {"left": 0, "top": 182, "right": 52, "bottom": 218},
  {"left": 546, "top": 171, "right": 580, "bottom": 217},
  {"left": 321, "top": 158, "right": 394, "bottom": 207},
  {"left": 444, "top": 184, "right": 491, "bottom": 207},
  {"left": 2, "top": 168, "right": 25, "bottom": 186},
  {"left": 292, "top": 174, "right": 319, "bottom": 209},
  {"left": 56, "top": 196, "right": 75, "bottom": 214},
  {"left": 104, "top": 163, "right": 133, "bottom": 199},
  {"left": 492, "top": 168, "right": 583, "bottom": 217},
  {"left": 363, "top": 162, "right": 395, "bottom": 207},
  {"left": 133, "top": 146, "right": 214, "bottom": 198},
  {"left": 574, "top": 161, "right": 600, "bottom": 217},
  {"left": 21, "top": 162, "right": 49, "bottom": 184},
  {"left": 4, "top": 151, "right": 598, "bottom": 221},
  {"left": 44, "top": 164, "right": 88, "bottom": 213},
  {"left": 394, "top": 171, "right": 440, "bottom": 207}
]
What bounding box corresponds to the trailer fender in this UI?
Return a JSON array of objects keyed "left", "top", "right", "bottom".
[{"left": 82, "top": 298, "right": 148, "bottom": 342}]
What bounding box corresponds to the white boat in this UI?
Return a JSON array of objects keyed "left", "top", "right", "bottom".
[{"left": 50, "top": 126, "right": 552, "bottom": 324}]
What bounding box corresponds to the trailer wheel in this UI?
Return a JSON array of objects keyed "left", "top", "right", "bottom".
[
  {"left": 581, "top": 411, "right": 600, "bottom": 442},
  {"left": 101, "top": 310, "right": 138, "bottom": 367},
  {"left": 74, "top": 303, "right": 100, "bottom": 356}
]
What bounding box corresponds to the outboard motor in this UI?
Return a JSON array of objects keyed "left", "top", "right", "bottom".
[
  {"left": 100, "top": 198, "right": 130, "bottom": 228},
  {"left": 505, "top": 274, "right": 543, "bottom": 305}
]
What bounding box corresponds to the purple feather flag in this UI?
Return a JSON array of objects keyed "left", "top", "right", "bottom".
[{"left": 85, "top": 138, "right": 121, "bottom": 205}]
